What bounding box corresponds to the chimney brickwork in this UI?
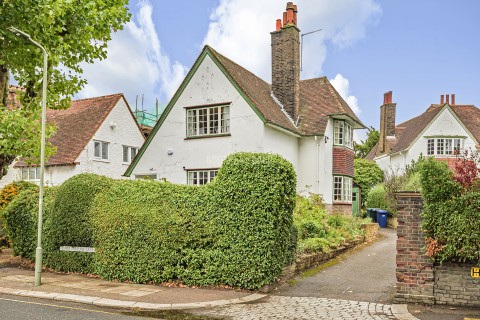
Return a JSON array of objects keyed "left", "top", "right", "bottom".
[
  {"left": 271, "top": 2, "right": 300, "bottom": 121},
  {"left": 379, "top": 91, "right": 396, "bottom": 153}
]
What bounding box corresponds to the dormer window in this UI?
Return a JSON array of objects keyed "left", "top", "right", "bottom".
[
  {"left": 334, "top": 120, "right": 353, "bottom": 148},
  {"left": 426, "top": 138, "right": 462, "bottom": 156}
]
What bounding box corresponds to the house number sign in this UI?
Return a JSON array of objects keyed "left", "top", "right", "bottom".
[
  {"left": 471, "top": 267, "right": 480, "bottom": 278},
  {"left": 59, "top": 246, "right": 95, "bottom": 253}
]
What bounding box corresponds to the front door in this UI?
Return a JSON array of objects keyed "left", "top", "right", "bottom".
[{"left": 352, "top": 187, "right": 360, "bottom": 216}]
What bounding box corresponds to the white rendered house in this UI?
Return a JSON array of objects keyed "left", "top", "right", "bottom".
[
  {"left": 125, "top": 3, "right": 365, "bottom": 214},
  {"left": 367, "top": 92, "right": 480, "bottom": 172},
  {"left": 0, "top": 94, "right": 145, "bottom": 187}
]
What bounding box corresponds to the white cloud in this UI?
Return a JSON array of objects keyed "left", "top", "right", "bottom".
[
  {"left": 77, "top": 1, "right": 187, "bottom": 112},
  {"left": 203, "top": 0, "right": 381, "bottom": 81},
  {"left": 330, "top": 73, "right": 360, "bottom": 115}
]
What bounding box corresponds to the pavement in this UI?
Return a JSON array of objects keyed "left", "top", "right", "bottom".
[{"left": 0, "top": 229, "right": 459, "bottom": 320}]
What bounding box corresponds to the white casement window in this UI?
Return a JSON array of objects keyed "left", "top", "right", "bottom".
[
  {"left": 333, "top": 120, "right": 353, "bottom": 148},
  {"left": 186, "top": 105, "right": 230, "bottom": 137},
  {"left": 187, "top": 170, "right": 219, "bottom": 186},
  {"left": 20, "top": 167, "right": 40, "bottom": 181},
  {"left": 333, "top": 176, "right": 353, "bottom": 203},
  {"left": 123, "top": 146, "right": 138, "bottom": 163},
  {"left": 427, "top": 138, "right": 462, "bottom": 156},
  {"left": 94, "top": 140, "right": 109, "bottom": 160}
]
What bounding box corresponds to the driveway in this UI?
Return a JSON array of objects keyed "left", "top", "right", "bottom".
[{"left": 275, "top": 228, "right": 397, "bottom": 303}]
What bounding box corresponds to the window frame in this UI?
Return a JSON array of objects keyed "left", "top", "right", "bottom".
[
  {"left": 186, "top": 105, "right": 230, "bottom": 138},
  {"left": 187, "top": 169, "right": 219, "bottom": 186},
  {"left": 426, "top": 137, "right": 463, "bottom": 156},
  {"left": 122, "top": 145, "right": 139, "bottom": 163},
  {"left": 20, "top": 166, "right": 40, "bottom": 181},
  {"left": 333, "top": 175, "right": 353, "bottom": 203},
  {"left": 333, "top": 120, "right": 353, "bottom": 149},
  {"left": 93, "top": 140, "right": 109, "bottom": 161}
]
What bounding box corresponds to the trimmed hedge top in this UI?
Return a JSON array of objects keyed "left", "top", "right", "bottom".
[{"left": 3, "top": 152, "right": 297, "bottom": 289}]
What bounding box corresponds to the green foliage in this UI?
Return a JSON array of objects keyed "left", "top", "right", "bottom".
[
  {"left": 294, "top": 195, "right": 366, "bottom": 254},
  {"left": 418, "top": 157, "right": 479, "bottom": 264},
  {"left": 366, "top": 184, "right": 388, "bottom": 210},
  {"left": 354, "top": 127, "right": 379, "bottom": 159},
  {"left": 89, "top": 152, "right": 297, "bottom": 289},
  {"left": 0, "top": 181, "right": 37, "bottom": 241},
  {"left": 43, "top": 174, "right": 114, "bottom": 274},
  {"left": 353, "top": 158, "right": 384, "bottom": 207},
  {"left": 0, "top": 0, "right": 130, "bottom": 177},
  {"left": 2, "top": 187, "right": 57, "bottom": 260}
]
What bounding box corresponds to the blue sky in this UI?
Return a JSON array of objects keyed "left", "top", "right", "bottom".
[{"left": 78, "top": 0, "right": 480, "bottom": 136}]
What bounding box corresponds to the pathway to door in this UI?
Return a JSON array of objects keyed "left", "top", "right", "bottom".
[{"left": 276, "top": 227, "right": 397, "bottom": 303}]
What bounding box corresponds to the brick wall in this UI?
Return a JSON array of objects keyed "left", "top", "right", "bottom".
[
  {"left": 395, "top": 192, "right": 435, "bottom": 304},
  {"left": 332, "top": 147, "right": 354, "bottom": 176},
  {"left": 395, "top": 192, "right": 479, "bottom": 307},
  {"left": 435, "top": 262, "right": 480, "bottom": 307}
]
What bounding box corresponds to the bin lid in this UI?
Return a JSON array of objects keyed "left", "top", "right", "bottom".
[{"left": 377, "top": 209, "right": 388, "bottom": 214}]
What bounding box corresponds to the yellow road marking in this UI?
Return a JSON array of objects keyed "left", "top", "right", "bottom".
[{"left": 0, "top": 296, "right": 122, "bottom": 316}]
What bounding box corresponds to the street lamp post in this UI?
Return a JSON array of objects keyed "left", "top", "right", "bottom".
[{"left": 7, "top": 26, "right": 48, "bottom": 286}]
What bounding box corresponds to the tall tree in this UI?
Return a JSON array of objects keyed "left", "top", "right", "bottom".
[
  {"left": 354, "top": 126, "right": 379, "bottom": 159},
  {"left": 0, "top": 0, "right": 130, "bottom": 178}
]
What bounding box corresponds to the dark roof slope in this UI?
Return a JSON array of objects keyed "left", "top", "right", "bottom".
[
  {"left": 299, "top": 77, "right": 364, "bottom": 135},
  {"left": 15, "top": 94, "right": 127, "bottom": 167},
  {"left": 208, "top": 46, "right": 365, "bottom": 135}
]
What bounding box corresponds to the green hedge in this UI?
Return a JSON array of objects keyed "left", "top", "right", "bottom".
[
  {"left": 366, "top": 184, "right": 388, "bottom": 210},
  {"left": 43, "top": 174, "right": 114, "bottom": 273},
  {"left": 419, "top": 158, "right": 479, "bottom": 264},
  {"left": 2, "top": 187, "right": 57, "bottom": 260},
  {"left": 91, "top": 153, "right": 297, "bottom": 289}
]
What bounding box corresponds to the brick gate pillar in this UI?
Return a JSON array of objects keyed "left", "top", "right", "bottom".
[{"left": 395, "top": 192, "right": 435, "bottom": 304}]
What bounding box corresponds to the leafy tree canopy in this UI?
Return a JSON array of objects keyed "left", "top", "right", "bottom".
[
  {"left": 354, "top": 158, "right": 384, "bottom": 207},
  {"left": 354, "top": 126, "right": 379, "bottom": 159},
  {"left": 0, "top": 0, "right": 130, "bottom": 177}
]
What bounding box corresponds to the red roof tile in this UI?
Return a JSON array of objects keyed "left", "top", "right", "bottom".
[{"left": 15, "top": 94, "right": 129, "bottom": 167}]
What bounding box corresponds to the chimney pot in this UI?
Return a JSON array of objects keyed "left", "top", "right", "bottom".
[
  {"left": 451, "top": 94, "right": 455, "bottom": 105},
  {"left": 283, "top": 11, "right": 287, "bottom": 25},
  {"left": 446, "top": 94, "right": 450, "bottom": 104},
  {"left": 276, "top": 19, "right": 282, "bottom": 31},
  {"left": 440, "top": 94, "right": 444, "bottom": 104}
]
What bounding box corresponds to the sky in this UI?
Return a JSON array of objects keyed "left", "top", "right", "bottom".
[{"left": 77, "top": 0, "right": 480, "bottom": 138}]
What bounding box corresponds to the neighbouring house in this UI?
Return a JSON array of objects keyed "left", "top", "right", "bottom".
[
  {"left": 367, "top": 91, "right": 480, "bottom": 172},
  {"left": 0, "top": 93, "right": 145, "bottom": 187},
  {"left": 125, "top": 3, "right": 365, "bottom": 214}
]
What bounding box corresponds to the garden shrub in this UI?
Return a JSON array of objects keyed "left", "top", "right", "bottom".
[
  {"left": 0, "top": 181, "right": 37, "bottom": 242},
  {"left": 353, "top": 158, "right": 384, "bottom": 208},
  {"left": 366, "top": 184, "right": 388, "bottom": 210},
  {"left": 43, "top": 174, "right": 114, "bottom": 274},
  {"left": 90, "top": 153, "right": 296, "bottom": 289},
  {"left": 294, "top": 195, "right": 366, "bottom": 254},
  {"left": 2, "top": 187, "right": 57, "bottom": 260},
  {"left": 419, "top": 157, "right": 479, "bottom": 264}
]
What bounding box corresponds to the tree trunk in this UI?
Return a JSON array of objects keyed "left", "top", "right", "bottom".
[
  {"left": 0, "top": 65, "right": 9, "bottom": 107},
  {"left": 0, "top": 154, "right": 15, "bottom": 180}
]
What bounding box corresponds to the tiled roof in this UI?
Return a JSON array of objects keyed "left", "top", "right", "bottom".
[
  {"left": 208, "top": 46, "right": 365, "bottom": 135},
  {"left": 370, "top": 103, "right": 480, "bottom": 158},
  {"left": 15, "top": 94, "right": 126, "bottom": 167},
  {"left": 299, "top": 77, "right": 364, "bottom": 135}
]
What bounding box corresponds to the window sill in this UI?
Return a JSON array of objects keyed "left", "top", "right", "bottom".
[
  {"left": 93, "top": 158, "right": 110, "bottom": 163},
  {"left": 185, "top": 133, "right": 231, "bottom": 140},
  {"left": 333, "top": 201, "right": 353, "bottom": 205},
  {"left": 333, "top": 144, "right": 354, "bottom": 150}
]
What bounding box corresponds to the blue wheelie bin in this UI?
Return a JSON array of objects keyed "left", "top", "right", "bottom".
[{"left": 376, "top": 209, "right": 388, "bottom": 228}]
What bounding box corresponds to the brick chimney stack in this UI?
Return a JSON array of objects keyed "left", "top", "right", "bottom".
[
  {"left": 378, "top": 91, "right": 396, "bottom": 153},
  {"left": 271, "top": 2, "right": 300, "bottom": 121}
]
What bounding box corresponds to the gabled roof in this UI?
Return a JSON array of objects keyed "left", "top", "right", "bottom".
[
  {"left": 125, "top": 45, "right": 365, "bottom": 176},
  {"left": 367, "top": 103, "right": 480, "bottom": 159},
  {"left": 15, "top": 93, "right": 139, "bottom": 167}
]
